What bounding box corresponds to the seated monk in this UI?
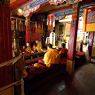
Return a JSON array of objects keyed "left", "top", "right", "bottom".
[
  {"left": 30, "top": 41, "right": 38, "bottom": 53},
  {"left": 42, "top": 44, "right": 60, "bottom": 67},
  {"left": 59, "top": 43, "right": 68, "bottom": 64},
  {"left": 35, "top": 40, "right": 43, "bottom": 52},
  {"left": 25, "top": 43, "right": 34, "bottom": 53}
]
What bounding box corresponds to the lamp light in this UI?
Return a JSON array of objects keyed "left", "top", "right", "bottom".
[{"left": 17, "top": 8, "right": 23, "bottom": 16}]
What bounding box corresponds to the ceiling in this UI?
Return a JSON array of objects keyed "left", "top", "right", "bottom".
[
  {"left": 10, "top": 0, "right": 33, "bottom": 10},
  {"left": 10, "top": 0, "right": 72, "bottom": 17},
  {"left": 36, "top": 3, "right": 72, "bottom": 14},
  {"left": 10, "top": 0, "right": 95, "bottom": 17}
]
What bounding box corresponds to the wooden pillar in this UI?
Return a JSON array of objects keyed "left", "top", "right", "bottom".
[
  {"left": 0, "top": 1, "right": 13, "bottom": 88},
  {"left": 25, "top": 17, "right": 31, "bottom": 43},
  {"left": 67, "top": 3, "right": 80, "bottom": 74},
  {"left": 0, "top": 1, "right": 12, "bottom": 63}
]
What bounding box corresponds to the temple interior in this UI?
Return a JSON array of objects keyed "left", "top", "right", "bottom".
[{"left": 0, "top": 0, "right": 95, "bottom": 95}]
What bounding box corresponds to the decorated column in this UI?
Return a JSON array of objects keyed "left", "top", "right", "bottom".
[{"left": 67, "top": 3, "right": 80, "bottom": 74}]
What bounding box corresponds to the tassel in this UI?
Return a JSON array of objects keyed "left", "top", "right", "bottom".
[{"left": 1, "top": 0, "right": 5, "bottom": 4}]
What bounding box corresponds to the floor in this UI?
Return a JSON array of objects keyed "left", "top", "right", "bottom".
[
  {"left": 24, "top": 63, "right": 95, "bottom": 95},
  {"left": 72, "top": 63, "right": 95, "bottom": 95},
  {"left": 24, "top": 70, "right": 70, "bottom": 95}
]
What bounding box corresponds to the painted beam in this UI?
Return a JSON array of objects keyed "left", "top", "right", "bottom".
[{"left": 10, "top": 0, "right": 31, "bottom": 10}]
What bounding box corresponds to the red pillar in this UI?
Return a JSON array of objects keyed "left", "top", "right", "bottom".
[
  {"left": 0, "top": 1, "right": 12, "bottom": 87},
  {"left": 67, "top": 3, "right": 80, "bottom": 74},
  {"left": 0, "top": 2, "right": 12, "bottom": 63}
]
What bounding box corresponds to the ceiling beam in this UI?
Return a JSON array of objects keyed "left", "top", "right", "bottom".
[
  {"left": 29, "top": 2, "right": 49, "bottom": 17},
  {"left": 10, "top": 0, "right": 33, "bottom": 10}
]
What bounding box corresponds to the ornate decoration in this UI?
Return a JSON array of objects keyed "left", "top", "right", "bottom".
[
  {"left": 48, "top": 0, "right": 82, "bottom": 5},
  {"left": 49, "top": 0, "right": 67, "bottom": 5}
]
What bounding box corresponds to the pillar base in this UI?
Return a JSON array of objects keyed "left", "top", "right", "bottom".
[{"left": 66, "top": 59, "right": 75, "bottom": 75}]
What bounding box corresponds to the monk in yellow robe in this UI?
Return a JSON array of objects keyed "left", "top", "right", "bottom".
[{"left": 43, "top": 44, "right": 60, "bottom": 67}]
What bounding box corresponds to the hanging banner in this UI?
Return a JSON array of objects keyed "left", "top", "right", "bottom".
[
  {"left": 78, "top": 16, "right": 83, "bottom": 30},
  {"left": 47, "top": 14, "right": 55, "bottom": 31},
  {"left": 83, "top": 7, "right": 95, "bottom": 32}
]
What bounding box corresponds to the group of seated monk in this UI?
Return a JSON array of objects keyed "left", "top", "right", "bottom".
[
  {"left": 21, "top": 41, "right": 43, "bottom": 54},
  {"left": 18, "top": 42, "right": 68, "bottom": 79},
  {"left": 12, "top": 41, "right": 68, "bottom": 80},
  {"left": 24, "top": 43, "right": 68, "bottom": 79},
  {"left": 35, "top": 43, "right": 68, "bottom": 68}
]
